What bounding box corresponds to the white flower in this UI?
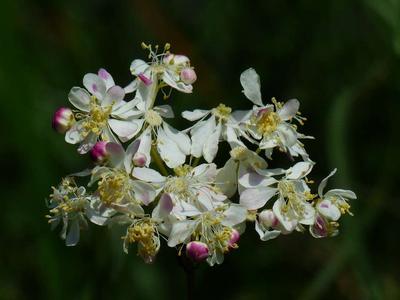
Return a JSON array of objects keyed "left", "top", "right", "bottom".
[
  {"left": 240, "top": 68, "right": 312, "bottom": 160},
  {"left": 130, "top": 48, "right": 195, "bottom": 96},
  {"left": 66, "top": 68, "right": 142, "bottom": 153},
  {"left": 182, "top": 103, "right": 253, "bottom": 163},
  {"left": 315, "top": 169, "right": 356, "bottom": 221},
  {"left": 240, "top": 161, "right": 315, "bottom": 232},
  {"left": 132, "top": 163, "right": 226, "bottom": 216}
]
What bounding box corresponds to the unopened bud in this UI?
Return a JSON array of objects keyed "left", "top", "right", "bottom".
[
  {"left": 133, "top": 152, "right": 147, "bottom": 167},
  {"left": 228, "top": 229, "right": 240, "bottom": 249},
  {"left": 90, "top": 141, "right": 109, "bottom": 164},
  {"left": 52, "top": 107, "right": 74, "bottom": 133},
  {"left": 180, "top": 68, "right": 197, "bottom": 84},
  {"left": 259, "top": 209, "right": 279, "bottom": 228},
  {"left": 186, "top": 241, "right": 209, "bottom": 262}
]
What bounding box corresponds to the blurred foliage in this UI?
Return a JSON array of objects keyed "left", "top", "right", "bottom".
[{"left": 0, "top": 0, "right": 399, "bottom": 299}]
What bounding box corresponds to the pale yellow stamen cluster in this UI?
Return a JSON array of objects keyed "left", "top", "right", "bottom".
[
  {"left": 230, "top": 146, "right": 247, "bottom": 161},
  {"left": 124, "top": 220, "right": 159, "bottom": 260},
  {"left": 212, "top": 103, "right": 232, "bottom": 122},
  {"left": 174, "top": 164, "right": 193, "bottom": 177},
  {"left": 98, "top": 171, "right": 130, "bottom": 205},
  {"left": 81, "top": 97, "right": 112, "bottom": 137},
  {"left": 278, "top": 181, "right": 307, "bottom": 217},
  {"left": 165, "top": 177, "right": 189, "bottom": 196},
  {"left": 144, "top": 109, "right": 163, "bottom": 127},
  {"left": 256, "top": 110, "right": 281, "bottom": 136}
]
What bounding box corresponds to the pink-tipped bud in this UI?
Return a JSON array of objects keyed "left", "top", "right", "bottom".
[
  {"left": 52, "top": 107, "right": 74, "bottom": 133},
  {"left": 180, "top": 68, "right": 197, "bottom": 84},
  {"left": 228, "top": 229, "right": 240, "bottom": 249},
  {"left": 259, "top": 209, "right": 279, "bottom": 228},
  {"left": 90, "top": 141, "right": 109, "bottom": 163},
  {"left": 186, "top": 241, "right": 209, "bottom": 262},
  {"left": 133, "top": 152, "right": 147, "bottom": 167},
  {"left": 138, "top": 73, "right": 153, "bottom": 86}
]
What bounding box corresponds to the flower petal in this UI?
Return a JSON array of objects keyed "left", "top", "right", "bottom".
[
  {"left": 240, "top": 187, "right": 277, "bottom": 210},
  {"left": 98, "top": 68, "right": 115, "bottom": 89},
  {"left": 157, "top": 127, "right": 187, "bottom": 168},
  {"left": 167, "top": 220, "right": 198, "bottom": 247},
  {"left": 278, "top": 99, "right": 300, "bottom": 121},
  {"left": 203, "top": 121, "right": 222, "bottom": 163},
  {"left": 132, "top": 167, "right": 165, "bottom": 183},
  {"left": 103, "top": 85, "right": 125, "bottom": 107},
  {"left": 240, "top": 68, "right": 263, "bottom": 106},
  {"left": 130, "top": 59, "right": 150, "bottom": 76},
  {"left": 68, "top": 87, "right": 90, "bottom": 111},
  {"left": 83, "top": 73, "right": 106, "bottom": 100},
  {"left": 108, "top": 119, "right": 141, "bottom": 140},
  {"left": 182, "top": 109, "right": 210, "bottom": 121},
  {"left": 190, "top": 116, "right": 216, "bottom": 158},
  {"left": 163, "top": 122, "right": 191, "bottom": 155}
]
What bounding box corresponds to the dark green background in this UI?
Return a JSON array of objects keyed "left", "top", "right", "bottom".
[{"left": 1, "top": 0, "right": 398, "bottom": 299}]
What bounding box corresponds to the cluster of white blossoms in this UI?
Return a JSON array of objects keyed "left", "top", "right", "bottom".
[{"left": 48, "top": 43, "right": 356, "bottom": 266}]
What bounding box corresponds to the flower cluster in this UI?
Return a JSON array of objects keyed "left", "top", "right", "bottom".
[{"left": 47, "top": 43, "right": 356, "bottom": 266}]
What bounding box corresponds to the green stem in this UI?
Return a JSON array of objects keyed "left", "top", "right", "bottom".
[{"left": 151, "top": 145, "right": 169, "bottom": 176}]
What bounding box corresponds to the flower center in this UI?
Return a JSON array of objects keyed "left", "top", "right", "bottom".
[
  {"left": 81, "top": 97, "right": 112, "bottom": 137},
  {"left": 145, "top": 109, "right": 163, "bottom": 127},
  {"left": 229, "top": 146, "right": 247, "bottom": 161},
  {"left": 256, "top": 110, "right": 280, "bottom": 135},
  {"left": 98, "top": 170, "right": 130, "bottom": 205},
  {"left": 165, "top": 177, "right": 189, "bottom": 195},
  {"left": 212, "top": 103, "right": 232, "bottom": 122}
]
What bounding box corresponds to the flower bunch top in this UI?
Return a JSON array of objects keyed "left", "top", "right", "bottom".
[{"left": 48, "top": 43, "right": 356, "bottom": 266}]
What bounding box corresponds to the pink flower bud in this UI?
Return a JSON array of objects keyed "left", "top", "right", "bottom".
[
  {"left": 186, "top": 241, "right": 209, "bottom": 262},
  {"left": 90, "top": 141, "right": 109, "bottom": 163},
  {"left": 180, "top": 68, "right": 197, "bottom": 84},
  {"left": 228, "top": 229, "right": 240, "bottom": 249},
  {"left": 259, "top": 209, "right": 279, "bottom": 228},
  {"left": 133, "top": 152, "right": 147, "bottom": 167},
  {"left": 311, "top": 215, "right": 328, "bottom": 238},
  {"left": 52, "top": 107, "right": 74, "bottom": 133}
]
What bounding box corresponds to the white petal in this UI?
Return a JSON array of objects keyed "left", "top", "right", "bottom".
[
  {"left": 68, "top": 87, "right": 90, "bottom": 111},
  {"left": 154, "top": 105, "right": 175, "bottom": 118},
  {"left": 325, "top": 189, "right": 357, "bottom": 200},
  {"left": 83, "top": 73, "right": 106, "bottom": 100},
  {"left": 102, "top": 85, "right": 125, "bottom": 107},
  {"left": 277, "top": 123, "right": 298, "bottom": 148},
  {"left": 239, "top": 171, "right": 277, "bottom": 189},
  {"left": 124, "top": 79, "right": 139, "bottom": 93},
  {"left": 182, "top": 109, "right": 210, "bottom": 121},
  {"left": 285, "top": 161, "right": 314, "bottom": 180},
  {"left": 163, "top": 122, "right": 191, "bottom": 155},
  {"left": 162, "top": 70, "right": 193, "bottom": 93},
  {"left": 111, "top": 98, "right": 141, "bottom": 117},
  {"left": 318, "top": 169, "right": 337, "bottom": 197},
  {"left": 132, "top": 180, "right": 157, "bottom": 205},
  {"left": 137, "top": 127, "right": 152, "bottom": 167},
  {"left": 190, "top": 116, "right": 216, "bottom": 158},
  {"left": 255, "top": 220, "right": 281, "bottom": 241},
  {"left": 124, "top": 139, "right": 140, "bottom": 173},
  {"left": 105, "top": 142, "right": 125, "bottom": 168},
  {"left": 157, "top": 128, "right": 187, "bottom": 168},
  {"left": 203, "top": 121, "right": 222, "bottom": 163},
  {"left": 240, "top": 68, "right": 263, "bottom": 106},
  {"left": 98, "top": 68, "right": 115, "bottom": 90},
  {"left": 240, "top": 187, "right": 277, "bottom": 210},
  {"left": 278, "top": 99, "right": 300, "bottom": 121},
  {"left": 132, "top": 167, "right": 165, "bottom": 183},
  {"left": 317, "top": 200, "right": 341, "bottom": 221},
  {"left": 77, "top": 133, "right": 97, "bottom": 154},
  {"left": 108, "top": 119, "right": 141, "bottom": 140},
  {"left": 65, "top": 120, "right": 84, "bottom": 144},
  {"left": 167, "top": 220, "right": 198, "bottom": 247},
  {"left": 215, "top": 158, "right": 238, "bottom": 198},
  {"left": 222, "top": 204, "right": 247, "bottom": 226},
  {"left": 273, "top": 199, "right": 298, "bottom": 232},
  {"left": 130, "top": 59, "right": 150, "bottom": 76},
  {"left": 66, "top": 219, "right": 80, "bottom": 246}
]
